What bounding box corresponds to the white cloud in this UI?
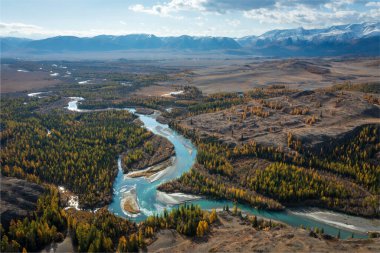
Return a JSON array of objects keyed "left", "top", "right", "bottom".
[
  {"left": 128, "top": 0, "right": 380, "bottom": 29},
  {"left": 0, "top": 21, "right": 218, "bottom": 38},
  {"left": 226, "top": 19, "right": 241, "bottom": 27},
  {"left": 0, "top": 22, "right": 88, "bottom": 38},
  {"left": 0, "top": 22, "right": 149, "bottom": 38},
  {"left": 244, "top": 3, "right": 379, "bottom": 27},
  {"left": 360, "top": 7, "right": 380, "bottom": 20},
  {"left": 324, "top": 0, "right": 355, "bottom": 11},
  {"left": 366, "top": 1, "right": 380, "bottom": 7},
  {"left": 204, "top": 0, "right": 276, "bottom": 13},
  {"left": 0, "top": 22, "right": 44, "bottom": 35},
  {"left": 129, "top": 0, "right": 206, "bottom": 18}
]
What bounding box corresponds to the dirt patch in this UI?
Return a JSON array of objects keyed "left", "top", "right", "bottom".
[
  {"left": 1, "top": 64, "right": 62, "bottom": 93},
  {"left": 168, "top": 58, "right": 380, "bottom": 94},
  {"left": 132, "top": 85, "right": 179, "bottom": 97}
]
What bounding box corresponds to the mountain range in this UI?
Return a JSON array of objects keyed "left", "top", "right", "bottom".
[{"left": 1, "top": 22, "right": 379, "bottom": 57}]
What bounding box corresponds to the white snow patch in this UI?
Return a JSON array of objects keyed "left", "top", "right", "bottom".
[
  {"left": 78, "top": 80, "right": 90, "bottom": 84},
  {"left": 65, "top": 195, "right": 80, "bottom": 210},
  {"left": 66, "top": 97, "right": 84, "bottom": 112},
  {"left": 170, "top": 90, "right": 184, "bottom": 95},
  {"left": 28, "top": 92, "right": 45, "bottom": 97},
  {"left": 28, "top": 91, "right": 51, "bottom": 98}
]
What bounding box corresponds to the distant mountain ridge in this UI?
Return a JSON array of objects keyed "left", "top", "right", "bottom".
[
  {"left": 238, "top": 22, "right": 380, "bottom": 45},
  {"left": 1, "top": 22, "right": 379, "bottom": 57},
  {"left": 1, "top": 34, "right": 241, "bottom": 52}
]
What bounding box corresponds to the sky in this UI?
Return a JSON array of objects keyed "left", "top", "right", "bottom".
[{"left": 1, "top": 0, "right": 379, "bottom": 39}]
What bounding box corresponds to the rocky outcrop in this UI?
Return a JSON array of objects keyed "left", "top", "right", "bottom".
[
  {"left": 1, "top": 176, "right": 46, "bottom": 228},
  {"left": 291, "top": 90, "right": 315, "bottom": 99},
  {"left": 156, "top": 115, "right": 171, "bottom": 125},
  {"left": 135, "top": 107, "right": 154, "bottom": 115}
]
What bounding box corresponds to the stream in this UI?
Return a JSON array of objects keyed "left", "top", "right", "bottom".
[{"left": 64, "top": 96, "right": 379, "bottom": 239}]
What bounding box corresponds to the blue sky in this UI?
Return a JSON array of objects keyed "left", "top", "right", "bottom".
[{"left": 1, "top": 0, "right": 379, "bottom": 38}]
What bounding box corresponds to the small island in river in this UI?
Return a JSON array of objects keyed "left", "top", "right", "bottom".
[{"left": 121, "top": 187, "right": 140, "bottom": 215}]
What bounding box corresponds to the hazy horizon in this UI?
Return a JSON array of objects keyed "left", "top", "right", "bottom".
[
  {"left": 2, "top": 21, "right": 380, "bottom": 41},
  {"left": 1, "top": 0, "right": 379, "bottom": 39}
]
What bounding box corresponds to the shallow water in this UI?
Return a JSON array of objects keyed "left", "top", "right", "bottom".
[
  {"left": 65, "top": 97, "right": 378, "bottom": 239},
  {"left": 108, "top": 110, "right": 198, "bottom": 221}
]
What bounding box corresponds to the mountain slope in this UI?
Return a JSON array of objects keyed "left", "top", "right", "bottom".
[
  {"left": 0, "top": 37, "right": 33, "bottom": 52},
  {"left": 238, "top": 22, "right": 380, "bottom": 46},
  {"left": 237, "top": 22, "right": 380, "bottom": 56}
]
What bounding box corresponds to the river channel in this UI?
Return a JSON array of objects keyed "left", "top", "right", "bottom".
[{"left": 65, "top": 96, "right": 379, "bottom": 239}]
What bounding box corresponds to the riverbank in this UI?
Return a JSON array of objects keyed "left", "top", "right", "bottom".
[
  {"left": 289, "top": 208, "right": 380, "bottom": 233},
  {"left": 125, "top": 156, "right": 175, "bottom": 179},
  {"left": 147, "top": 211, "right": 380, "bottom": 253},
  {"left": 156, "top": 191, "right": 201, "bottom": 205}
]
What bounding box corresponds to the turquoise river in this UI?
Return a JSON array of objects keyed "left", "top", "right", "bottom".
[{"left": 65, "top": 97, "right": 380, "bottom": 240}]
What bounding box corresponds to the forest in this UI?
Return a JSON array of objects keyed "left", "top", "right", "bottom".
[
  {"left": 0, "top": 96, "right": 152, "bottom": 207},
  {"left": 141, "top": 204, "right": 217, "bottom": 238},
  {"left": 162, "top": 123, "right": 380, "bottom": 217},
  {"left": 306, "top": 125, "right": 380, "bottom": 194},
  {"left": 66, "top": 208, "right": 137, "bottom": 252},
  {"left": 158, "top": 165, "right": 284, "bottom": 210},
  {"left": 1, "top": 188, "right": 217, "bottom": 253}
]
